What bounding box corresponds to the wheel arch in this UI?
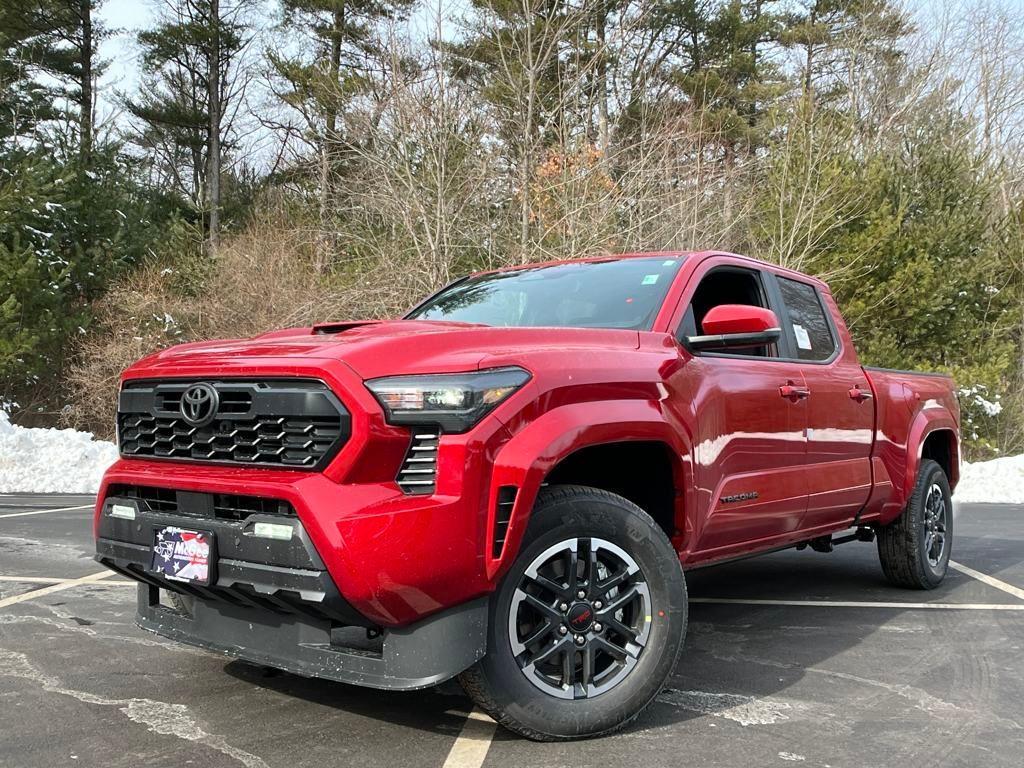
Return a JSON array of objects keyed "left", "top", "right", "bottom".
[
  {"left": 485, "top": 400, "right": 689, "bottom": 580},
  {"left": 905, "top": 413, "right": 960, "bottom": 502},
  {"left": 921, "top": 429, "right": 958, "bottom": 489}
]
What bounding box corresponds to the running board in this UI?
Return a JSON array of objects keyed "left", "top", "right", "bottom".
[{"left": 797, "top": 527, "right": 876, "bottom": 553}]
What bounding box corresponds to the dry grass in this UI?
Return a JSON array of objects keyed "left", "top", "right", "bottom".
[{"left": 62, "top": 201, "right": 409, "bottom": 437}]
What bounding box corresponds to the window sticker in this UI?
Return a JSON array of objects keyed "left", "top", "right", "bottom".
[
  {"left": 663, "top": 260, "right": 676, "bottom": 266},
  {"left": 793, "top": 323, "right": 812, "bottom": 350},
  {"left": 642, "top": 274, "right": 659, "bottom": 285}
]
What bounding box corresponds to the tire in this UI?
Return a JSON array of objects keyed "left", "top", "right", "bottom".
[
  {"left": 458, "top": 485, "right": 687, "bottom": 741},
  {"left": 877, "top": 459, "right": 953, "bottom": 589}
]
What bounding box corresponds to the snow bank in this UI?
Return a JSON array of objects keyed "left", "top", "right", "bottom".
[
  {"left": 955, "top": 455, "right": 1024, "bottom": 505},
  {"left": 0, "top": 410, "right": 118, "bottom": 494},
  {"left": 1, "top": 404, "right": 1022, "bottom": 503}
]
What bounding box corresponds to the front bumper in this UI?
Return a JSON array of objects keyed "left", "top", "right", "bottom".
[
  {"left": 96, "top": 490, "right": 489, "bottom": 689},
  {"left": 134, "top": 584, "right": 487, "bottom": 690},
  {"left": 95, "top": 490, "right": 373, "bottom": 626},
  {"left": 96, "top": 445, "right": 502, "bottom": 627}
]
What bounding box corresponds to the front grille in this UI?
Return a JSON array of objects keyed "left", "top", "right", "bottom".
[
  {"left": 118, "top": 380, "right": 350, "bottom": 469},
  {"left": 110, "top": 485, "right": 295, "bottom": 521},
  {"left": 115, "top": 485, "right": 178, "bottom": 513},
  {"left": 396, "top": 429, "right": 440, "bottom": 494}
]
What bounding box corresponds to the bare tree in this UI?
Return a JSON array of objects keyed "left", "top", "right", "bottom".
[{"left": 125, "top": 0, "right": 256, "bottom": 249}]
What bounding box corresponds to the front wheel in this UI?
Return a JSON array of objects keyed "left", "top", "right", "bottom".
[
  {"left": 877, "top": 459, "right": 953, "bottom": 589},
  {"left": 459, "top": 485, "right": 687, "bottom": 741}
]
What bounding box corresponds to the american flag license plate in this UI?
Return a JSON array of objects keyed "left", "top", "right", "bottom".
[{"left": 150, "top": 526, "right": 215, "bottom": 586}]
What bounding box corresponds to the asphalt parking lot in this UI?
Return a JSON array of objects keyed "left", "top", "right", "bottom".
[{"left": 1, "top": 495, "right": 1022, "bottom": 768}]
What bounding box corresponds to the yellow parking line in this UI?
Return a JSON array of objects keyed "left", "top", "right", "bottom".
[
  {"left": 441, "top": 708, "right": 496, "bottom": 768},
  {"left": 0, "top": 571, "right": 117, "bottom": 609},
  {"left": 0, "top": 575, "right": 133, "bottom": 585}
]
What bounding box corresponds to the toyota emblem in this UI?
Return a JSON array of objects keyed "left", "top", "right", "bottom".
[{"left": 180, "top": 383, "right": 219, "bottom": 427}]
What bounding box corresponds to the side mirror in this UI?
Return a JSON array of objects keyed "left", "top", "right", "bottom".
[{"left": 683, "top": 304, "right": 781, "bottom": 352}]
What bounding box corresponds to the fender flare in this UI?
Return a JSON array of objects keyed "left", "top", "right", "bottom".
[
  {"left": 902, "top": 409, "right": 959, "bottom": 503},
  {"left": 484, "top": 399, "right": 690, "bottom": 579}
]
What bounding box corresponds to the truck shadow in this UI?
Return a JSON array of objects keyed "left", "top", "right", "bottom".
[{"left": 224, "top": 532, "right": 1020, "bottom": 742}]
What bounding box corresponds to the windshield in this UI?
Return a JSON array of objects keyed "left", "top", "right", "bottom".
[{"left": 407, "top": 257, "right": 685, "bottom": 330}]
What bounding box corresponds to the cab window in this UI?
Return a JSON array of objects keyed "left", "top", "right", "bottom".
[{"left": 681, "top": 267, "right": 778, "bottom": 358}]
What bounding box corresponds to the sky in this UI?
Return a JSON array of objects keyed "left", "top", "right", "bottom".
[
  {"left": 95, "top": 0, "right": 151, "bottom": 118},
  {"left": 93, "top": 0, "right": 454, "bottom": 142},
  {"left": 91, "top": 0, "right": 1017, "bottom": 165}
]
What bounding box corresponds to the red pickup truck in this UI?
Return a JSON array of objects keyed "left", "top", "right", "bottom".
[{"left": 94, "top": 251, "right": 959, "bottom": 740}]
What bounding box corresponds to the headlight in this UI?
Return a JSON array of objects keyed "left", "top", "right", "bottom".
[{"left": 365, "top": 367, "right": 531, "bottom": 432}]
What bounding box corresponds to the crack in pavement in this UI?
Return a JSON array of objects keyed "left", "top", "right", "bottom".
[
  {"left": 685, "top": 623, "right": 1023, "bottom": 731},
  {"left": 0, "top": 649, "right": 270, "bottom": 768},
  {"left": 0, "top": 611, "right": 214, "bottom": 657}
]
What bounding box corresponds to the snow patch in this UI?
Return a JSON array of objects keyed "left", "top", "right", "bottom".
[
  {"left": 956, "top": 455, "right": 1024, "bottom": 505},
  {"left": 658, "top": 688, "right": 795, "bottom": 725},
  {"left": 0, "top": 410, "right": 117, "bottom": 494}
]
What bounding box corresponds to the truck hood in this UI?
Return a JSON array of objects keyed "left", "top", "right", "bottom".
[{"left": 131, "top": 320, "right": 642, "bottom": 380}]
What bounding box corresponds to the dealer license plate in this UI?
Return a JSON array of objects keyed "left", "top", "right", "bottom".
[{"left": 150, "top": 526, "right": 214, "bottom": 586}]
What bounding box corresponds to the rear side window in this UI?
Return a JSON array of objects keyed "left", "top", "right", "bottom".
[{"left": 777, "top": 277, "right": 836, "bottom": 361}]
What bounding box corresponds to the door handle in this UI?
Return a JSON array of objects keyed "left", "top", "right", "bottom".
[
  {"left": 848, "top": 386, "right": 873, "bottom": 403},
  {"left": 780, "top": 383, "right": 810, "bottom": 401}
]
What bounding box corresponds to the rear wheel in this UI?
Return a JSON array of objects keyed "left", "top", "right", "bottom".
[
  {"left": 459, "top": 485, "right": 687, "bottom": 741},
  {"left": 877, "top": 459, "right": 953, "bottom": 589}
]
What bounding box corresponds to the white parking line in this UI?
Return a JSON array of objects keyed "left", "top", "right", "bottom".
[
  {"left": 949, "top": 560, "right": 1024, "bottom": 601},
  {"left": 0, "top": 571, "right": 117, "bottom": 609},
  {"left": 442, "top": 709, "right": 496, "bottom": 768},
  {"left": 0, "top": 504, "right": 94, "bottom": 519},
  {"left": 690, "top": 597, "right": 1024, "bottom": 611}
]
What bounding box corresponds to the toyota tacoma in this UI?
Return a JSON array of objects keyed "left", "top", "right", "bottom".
[{"left": 94, "top": 251, "right": 960, "bottom": 740}]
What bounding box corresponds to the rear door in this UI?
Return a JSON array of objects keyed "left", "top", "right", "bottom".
[
  {"left": 770, "top": 275, "right": 874, "bottom": 530},
  {"left": 667, "top": 259, "right": 809, "bottom": 555}
]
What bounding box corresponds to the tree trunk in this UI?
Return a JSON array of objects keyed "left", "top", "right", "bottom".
[
  {"left": 804, "top": 7, "right": 816, "bottom": 108},
  {"left": 723, "top": 142, "right": 735, "bottom": 222},
  {"left": 78, "top": 0, "right": 93, "bottom": 163},
  {"left": 207, "top": 0, "right": 221, "bottom": 253},
  {"left": 317, "top": 5, "right": 344, "bottom": 271},
  {"left": 596, "top": 8, "right": 609, "bottom": 154},
  {"left": 326, "top": 6, "right": 342, "bottom": 141}
]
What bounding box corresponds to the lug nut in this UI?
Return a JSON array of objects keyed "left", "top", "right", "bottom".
[
  {"left": 577, "top": 590, "right": 586, "bottom": 599},
  {"left": 593, "top": 622, "right": 603, "bottom": 632},
  {"left": 558, "top": 625, "right": 568, "bottom": 635},
  {"left": 574, "top": 634, "right": 585, "bottom": 645},
  {"left": 559, "top": 602, "right": 569, "bottom": 612},
  {"left": 594, "top": 600, "right": 603, "bottom": 609}
]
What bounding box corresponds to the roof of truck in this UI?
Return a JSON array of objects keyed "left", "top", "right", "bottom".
[{"left": 472, "top": 251, "right": 832, "bottom": 291}]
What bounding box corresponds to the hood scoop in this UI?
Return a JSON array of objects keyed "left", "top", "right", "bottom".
[{"left": 312, "top": 320, "right": 386, "bottom": 335}]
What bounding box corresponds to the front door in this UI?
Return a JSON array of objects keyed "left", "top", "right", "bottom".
[{"left": 667, "top": 261, "right": 809, "bottom": 557}]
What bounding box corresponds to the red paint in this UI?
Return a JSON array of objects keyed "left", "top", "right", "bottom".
[
  {"left": 700, "top": 304, "right": 779, "bottom": 335},
  {"left": 95, "top": 251, "right": 959, "bottom": 627}
]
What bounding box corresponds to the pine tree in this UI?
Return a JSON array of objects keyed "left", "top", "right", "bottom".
[
  {"left": 125, "top": 0, "right": 255, "bottom": 249},
  {"left": 659, "top": 1, "right": 790, "bottom": 163},
  {"left": 442, "top": 1, "right": 590, "bottom": 249},
  {"left": 0, "top": 1, "right": 62, "bottom": 142},
  {"left": 269, "top": 0, "right": 415, "bottom": 258},
  {"left": 780, "top": 0, "right": 909, "bottom": 108}
]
